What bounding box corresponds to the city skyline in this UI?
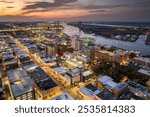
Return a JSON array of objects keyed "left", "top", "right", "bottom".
[{"left": 0, "top": 0, "right": 150, "bottom": 22}]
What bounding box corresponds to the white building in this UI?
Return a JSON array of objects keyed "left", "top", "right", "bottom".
[
  {"left": 65, "top": 68, "right": 81, "bottom": 85},
  {"left": 96, "top": 75, "right": 117, "bottom": 90}
]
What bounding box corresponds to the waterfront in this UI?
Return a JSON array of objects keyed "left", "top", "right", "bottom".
[{"left": 64, "top": 24, "right": 150, "bottom": 56}]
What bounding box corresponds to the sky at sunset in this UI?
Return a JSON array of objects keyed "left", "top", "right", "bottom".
[{"left": 0, "top": 0, "right": 150, "bottom": 22}]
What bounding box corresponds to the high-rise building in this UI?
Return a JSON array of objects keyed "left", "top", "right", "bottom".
[
  {"left": 82, "top": 45, "right": 96, "bottom": 60},
  {"left": 71, "top": 35, "right": 77, "bottom": 49},
  {"left": 45, "top": 43, "right": 58, "bottom": 58}
]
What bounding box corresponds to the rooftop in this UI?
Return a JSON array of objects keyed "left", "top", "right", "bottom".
[
  {"left": 29, "top": 67, "right": 58, "bottom": 91},
  {"left": 51, "top": 93, "right": 74, "bottom": 100},
  {"left": 96, "top": 89, "right": 115, "bottom": 100},
  {"left": 83, "top": 71, "right": 93, "bottom": 77},
  {"left": 98, "top": 75, "right": 117, "bottom": 88},
  {"left": 128, "top": 81, "right": 148, "bottom": 92},
  {"left": 7, "top": 69, "right": 33, "bottom": 97},
  {"left": 138, "top": 69, "right": 150, "bottom": 76},
  {"left": 80, "top": 84, "right": 101, "bottom": 98},
  {"left": 53, "top": 67, "right": 68, "bottom": 75},
  {"left": 21, "top": 60, "right": 38, "bottom": 72},
  {"left": 66, "top": 68, "right": 80, "bottom": 77},
  {"left": 113, "top": 82, "right": 128, "bottom": 92}
]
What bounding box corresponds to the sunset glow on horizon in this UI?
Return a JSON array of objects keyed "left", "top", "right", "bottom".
[{"left": 0, "top": 0, "right": 150, "bottom": 22}]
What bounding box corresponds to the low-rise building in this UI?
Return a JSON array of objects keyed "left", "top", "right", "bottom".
[
  {"left": 52, "top": 67, "right": 68, "bottom": 76},
  {"left": 63, "top": 59, "right": 83, "bottom": 70},
  {"left": 51, "top": 93, "right": 74, "bottom": 100},
  {"left": 80, "top": 84, "right": 101, "bottom": 100},
  {"left": 112, "top": 82, "right": 128, "bottom": 96},
  {"left": 65, "top": 68, "right": 81, "bottom": 85},
  {"left": 7, "top": 68, "right": 34, "bottom": 100},
  {"left": 76, "top": 54, "right": 90, "bottom": 63},
  {"left": 138, "top": 69, "right": 150, "bottom": 78},
  {"left": 95, "top": 50, "right": 127, "bottom": 64},
  {"left": 133, "top": 57, "right": 150, "bottom": 68},
  {"left": 96, "top": 89, "right": 115, "bottom": 100},
  {"left": 21, "top": 60, "right": 38, "bottom": 72},
  {"left": 16, "top": 52, "right": 30, "bottom": 62},
  {"left": 82, "top": 70, "right": 93, "bottom": 81},
  {"left": 96, "top": 75, "right": 117, "bottom": 90},
  {"left": 29, "top": 67, "right": 59, "bottom": 100},
  {"left": 128, "top": 81, "right": 149, "bottom": 99},
  {"left": 2, "top": 50, "right": 18, "bottom": 70}
]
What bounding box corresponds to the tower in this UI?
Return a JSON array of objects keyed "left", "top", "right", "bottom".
[{"left": 45, "top": 43, "right": 58, "bottom": 58}]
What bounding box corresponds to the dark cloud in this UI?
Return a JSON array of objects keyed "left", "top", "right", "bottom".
[
  {"left": 1, "top": 0, "right": 148, "bottom": 22},
  {"left": 22, "top": 1, "right": 128, "bottom": 15},
  {"left": 22, "top": 0, "right": 78, "bottom": 10},
  {"left": 89, "top": 9, "right": 107, "bottom": 13},
  {"left": 81, "top": 4, "right": 128, "bottom": 10}
]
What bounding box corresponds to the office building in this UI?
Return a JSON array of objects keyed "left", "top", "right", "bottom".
[
  {"left": 45, "top": 43, "right": 58, "bottom": 58},
  {"left": 82, "top": 45, "right": 96, "bottom": 60},
  {"left": 65, "top": 68, "right": 81, "bottom": 85}
]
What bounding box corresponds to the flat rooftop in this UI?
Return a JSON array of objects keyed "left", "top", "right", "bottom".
[
  {"left": 98, "top": 75, "right": 117, "bottom": 88},
  {"left": 29, "top": 67, "right": 58, "bottom": 91},
  {"left": 128, "top": 81, "right": 148, "bottom": 92},
  {"left": 7, "top": 69, "right": 33, "bottom": 97},
  {"left": 21, "top": 60, "right": 38, "bottom": 72},
  {"left": 96, "top": 89, "right": 114, "bottom": 100},
  {"left": 113, "top": 82, "right": 128, "bottom": 92},
  {"left": 80, "top": 84, "right": 101, "bottom": 98},
  {"left": 83, "top": 71, "right": 93, "bottom": 77},
  {"left": 66, "top": 68, "right": 80, "bottom": 78},
  {"left": 98, "top": 50, "right": 119, "bottom": 57},
  {"left": 51, "top": 93, "right": 74, "bottom": 100},
  {"left": 53, "top": 67, "right": 68, "bottom": 75},
  {"left": 138, "top": 69, "right": 150, "bottom": 76}
]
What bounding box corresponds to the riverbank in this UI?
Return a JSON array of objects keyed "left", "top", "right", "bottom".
[
  {"left": 145, "top": 35, "right": 150, "bottom": 45},
  {"left": 68, "top": 22, "right": 149, "bottom": 43},
  {"left": 64, "top": 24, "right": 150, "bottom": 56}
]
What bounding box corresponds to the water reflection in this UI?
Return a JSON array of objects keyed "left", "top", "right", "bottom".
[{"left": 64, "top": 24, "right": 150, "bottom": 55}]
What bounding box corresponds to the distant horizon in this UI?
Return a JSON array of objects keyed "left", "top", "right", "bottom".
[{"left": 0, "top": 20, "right": 150, "bottom": 23}]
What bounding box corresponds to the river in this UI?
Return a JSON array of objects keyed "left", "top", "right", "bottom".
[{"left": 63, "top": 24, "right": 150, "bottom": 56}]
